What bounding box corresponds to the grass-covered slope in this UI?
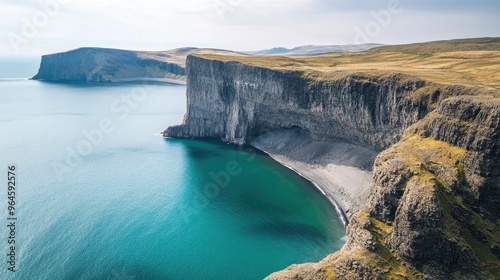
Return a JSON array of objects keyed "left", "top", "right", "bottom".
[{"left": 197, "top": 37, "right": 500, "bottom": 91}]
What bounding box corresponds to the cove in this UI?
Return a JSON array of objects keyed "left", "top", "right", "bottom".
[{"left": 0, "top": 79, "right": 345, "bottom": 279}]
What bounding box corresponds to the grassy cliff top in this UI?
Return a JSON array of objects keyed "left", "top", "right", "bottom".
[
  {"left": 136, "top": 48, "right": 246, "bottom": 67},
  {"left": 195, "top": 37, "right": 500, "bottom": 91}
]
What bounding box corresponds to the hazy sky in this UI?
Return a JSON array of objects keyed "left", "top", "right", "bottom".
[{"left": 1, "top": 0, "right": 499, "bottom": 56}]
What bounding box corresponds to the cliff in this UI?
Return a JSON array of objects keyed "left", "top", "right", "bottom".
[
  {"left": 31, "top": 47, "right": 244, "bottom": 83},
  {"left": 165, "top": 38, "right": 500, "bottom": 279}
]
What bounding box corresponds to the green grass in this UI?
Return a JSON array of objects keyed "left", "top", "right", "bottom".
[
  {"left": 439, "top": 188, "right": 500, "bottom": 279},
  {"left": 456, "top": 163, "right": 467, "bottom": 181},
  {"left": 353, "top": 212, "right": 422, "bottom": 279}
]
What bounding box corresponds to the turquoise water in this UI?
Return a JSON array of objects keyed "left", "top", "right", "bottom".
[{"left": 0, "top": 77, "right": 345, "bottom": 279}]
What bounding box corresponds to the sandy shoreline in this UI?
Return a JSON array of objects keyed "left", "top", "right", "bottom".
[{"left": 251, "top": 129, "right": 377, "bottom": 221}]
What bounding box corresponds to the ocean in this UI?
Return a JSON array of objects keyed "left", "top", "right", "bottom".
[{"left": 0, "top": 60, "right": 345, "bottom": 279}]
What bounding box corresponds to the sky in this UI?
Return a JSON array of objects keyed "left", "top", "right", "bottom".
[{"left": 0, "top": 0, "right": 499, "bottom": 56}]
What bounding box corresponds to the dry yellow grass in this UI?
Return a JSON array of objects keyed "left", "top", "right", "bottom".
[
  {"left": 137, "top": 48, "right": 246, "bottom": 67},
  {"left": 196, "top": 38, "right": 500, "bottom": 91}
]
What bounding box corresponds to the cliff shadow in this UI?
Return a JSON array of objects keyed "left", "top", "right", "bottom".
[{"left": 250, "top": 127, "right": 379, "bottom": 172}]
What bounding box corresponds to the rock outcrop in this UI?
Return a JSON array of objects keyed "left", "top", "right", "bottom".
[
  {"left": 264, "top": 94, "right": 500, "bottom": 279},
  {"left": 165, "top": 40, "right": 500, "bottom": 279}
]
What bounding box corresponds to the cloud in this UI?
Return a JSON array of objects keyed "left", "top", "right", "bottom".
[
  {"left": 309, "top": 0, "right": 500, "bottom": 13},
  {"left": 0, "top": 0, "right": 499, "bottom": 55}
]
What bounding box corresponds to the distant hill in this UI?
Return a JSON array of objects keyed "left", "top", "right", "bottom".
[
  {"left": 32, "top": 47, "right": 246, "bottom": 83},
  {"left": 245, "top": 44, "right": 384, "bottom": 55},
  {"left": 370, "top": 37, "right": 500, "bottom": 53}
]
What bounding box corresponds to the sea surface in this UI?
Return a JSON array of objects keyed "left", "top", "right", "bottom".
[{"left": 0, "top": 61, "right": 345, "bottom": 279}]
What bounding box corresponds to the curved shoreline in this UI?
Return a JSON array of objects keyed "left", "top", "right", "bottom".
[
  {"left": 164, "top": 134, "right": 354, "bottom": 226},
  {"left": 250, "top": 130, "right": 376, "bottom": 223},
  {"left": 254, "top": 146, "right": 349, "bottom": 226}
]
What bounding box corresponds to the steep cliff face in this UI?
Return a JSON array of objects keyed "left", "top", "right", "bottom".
[
  {"left": 165, "top": 53, "right": 500, "bottom": 279},
  {"left": 166, "top": 56, "right": 477, "bottom": 150},
  {"left": 32, "top": 48, "right": 186, "bottom": 82}
]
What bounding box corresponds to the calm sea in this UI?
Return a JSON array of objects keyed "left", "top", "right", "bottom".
[{"left": 0, "top": 59, "right": 345, "bottom": 280}]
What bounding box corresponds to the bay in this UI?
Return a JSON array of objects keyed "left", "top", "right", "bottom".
[{"left": 0, "top": 75, "right": 345, "bottom": 279}]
